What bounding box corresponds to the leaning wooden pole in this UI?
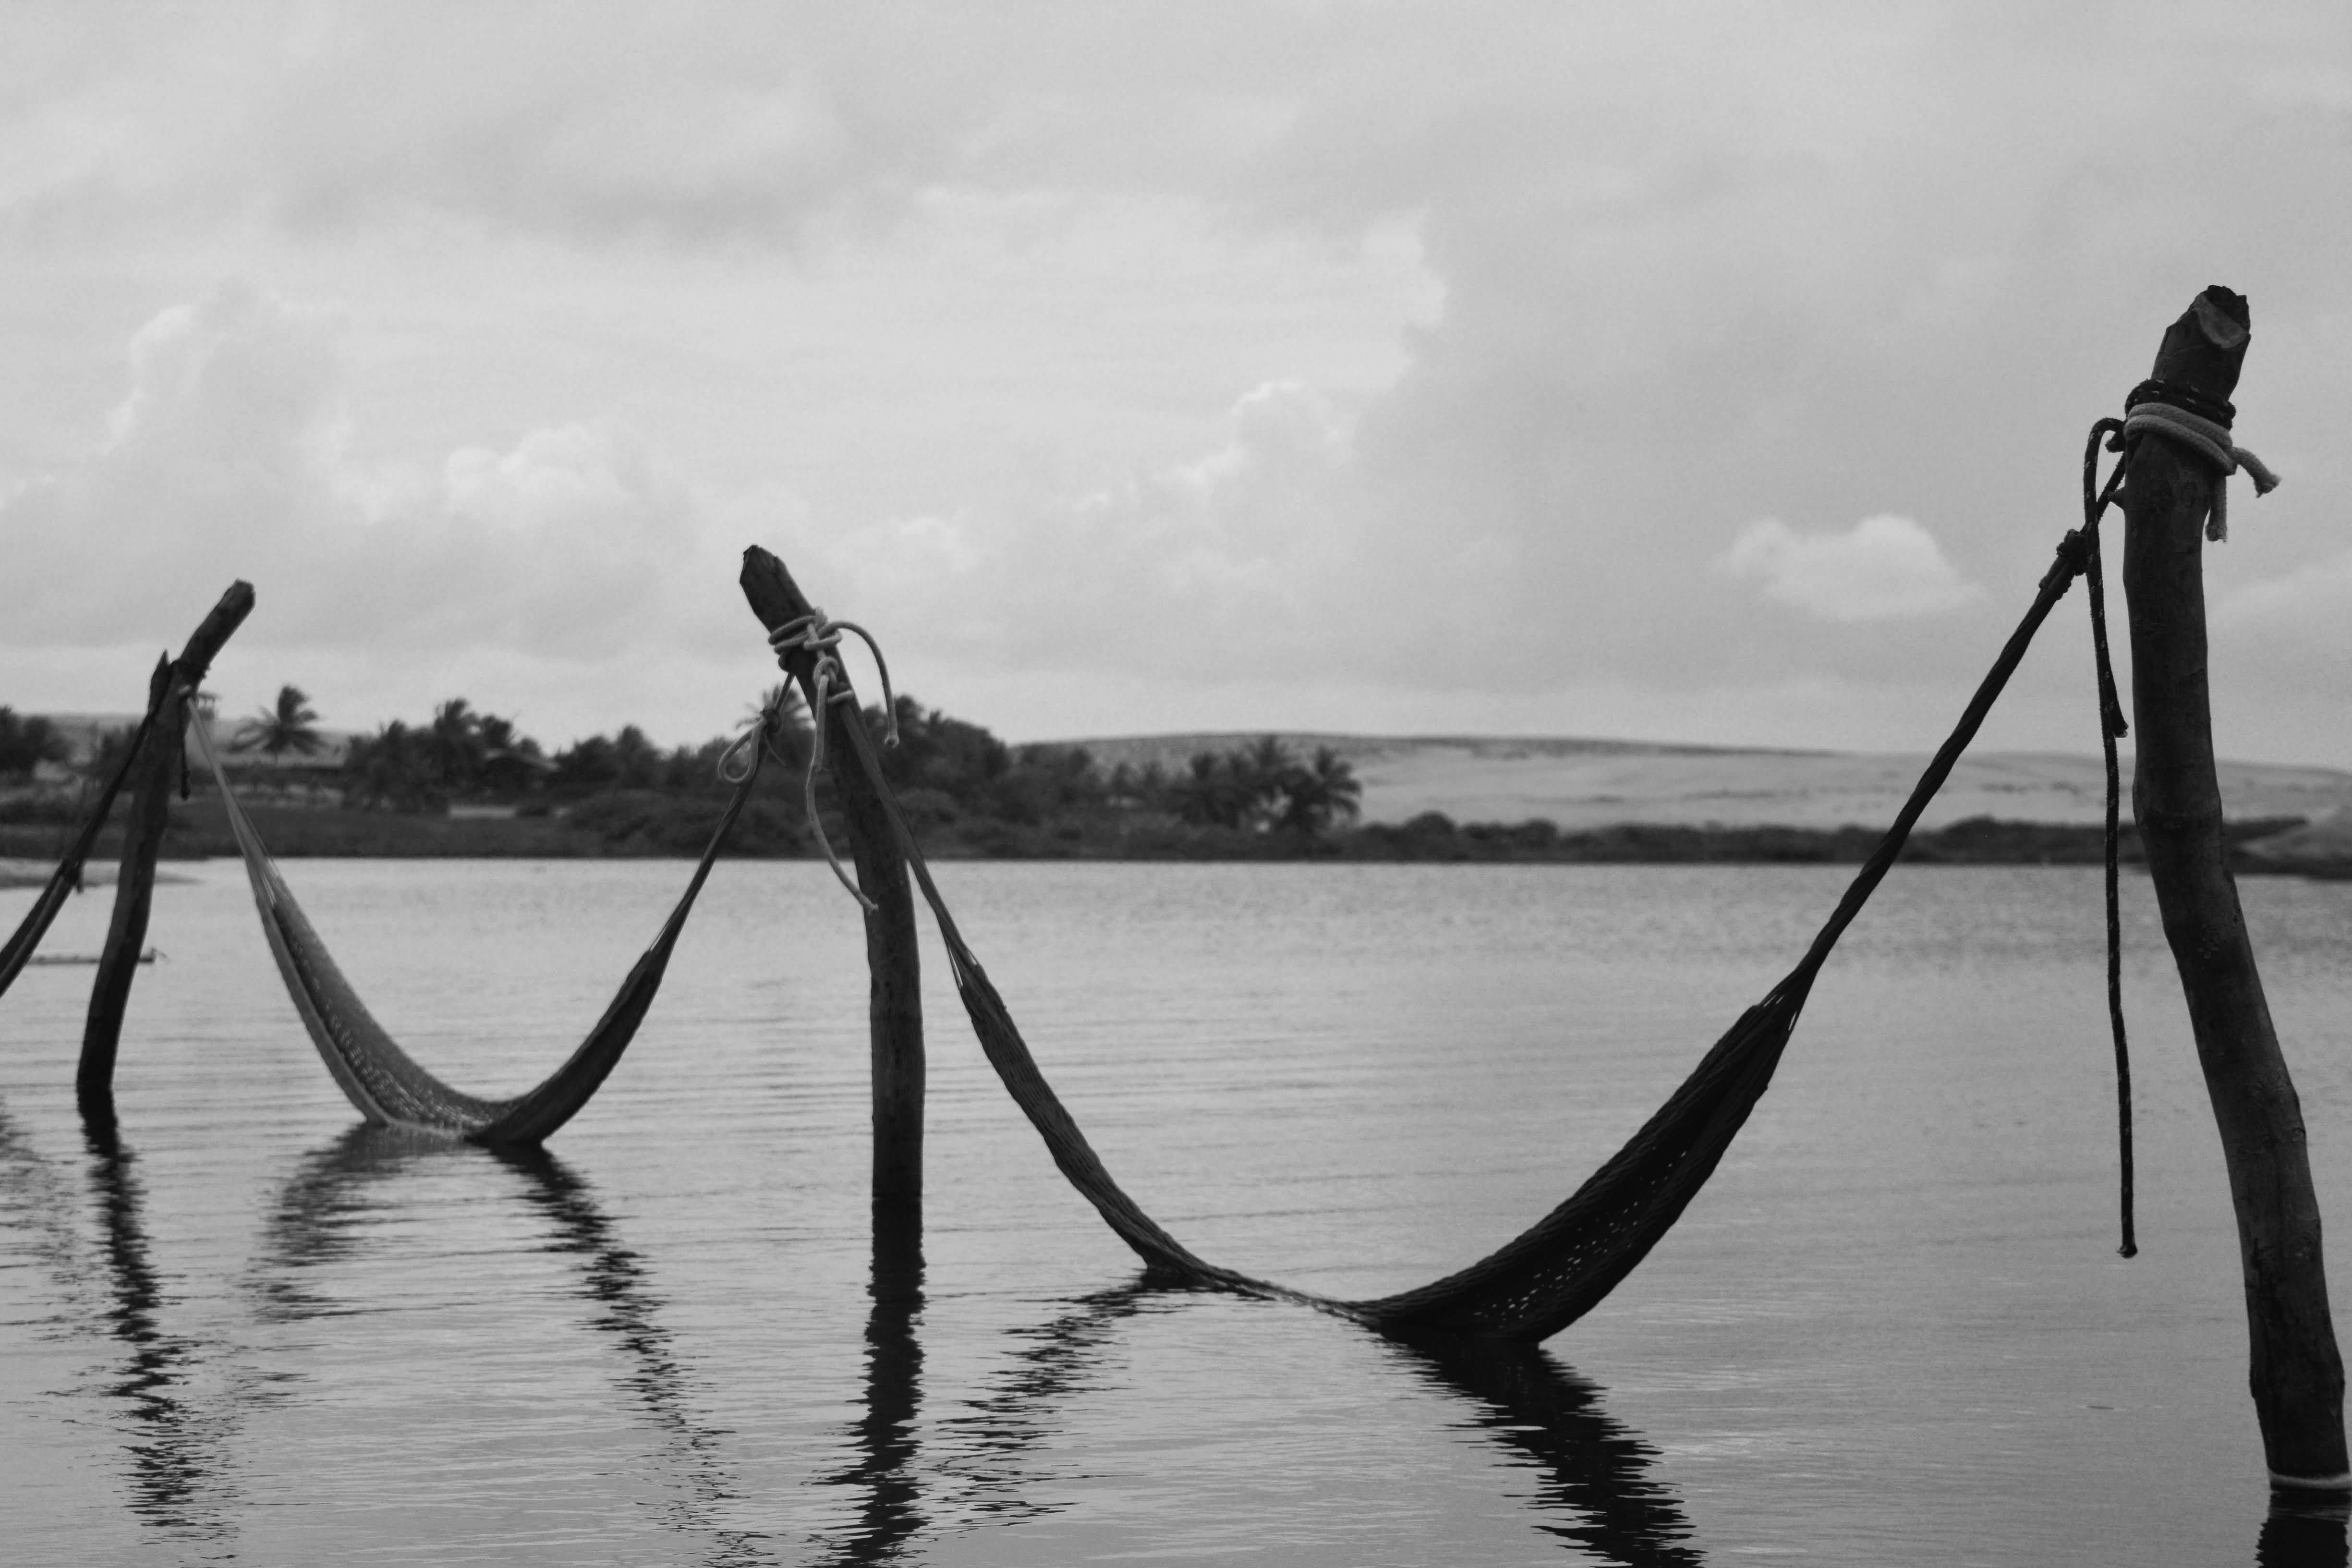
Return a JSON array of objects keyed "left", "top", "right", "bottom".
[
  {"left": 77, "top": 582, "right": 255, "bottom": 1118},
  {"left": 2118, "top": 287, "right": 2348, "bottom": 1489},
  {"left": 738, "top": 548, "right": 924, "bottom": 1223}
]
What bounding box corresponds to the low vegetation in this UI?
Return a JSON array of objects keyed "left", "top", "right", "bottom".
[
  {"left": 0, "top": 707, "right": 66, "bottom": 776},
  {"left": 0, "top": 689, "right": 2311, "bottom": 867}
]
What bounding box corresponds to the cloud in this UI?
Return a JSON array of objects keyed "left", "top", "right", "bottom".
[
  {"left": 6, "top": 7, "right": 2352, "bottom": 759},
  {"left": 1717, "top": 514, "right": 1985, "bottom": 622},
  {"left": 2208, "top": 549, "right": 2352, "bottom": 701},
  {"left": 0, "top": 9, "right": 960, "bottom": 246},
  {"left": 807, "top": 379, "right": 1358, "bottom": 677},
  {"left": 1, "top": 282, "right": 720, "bottom": 662}
]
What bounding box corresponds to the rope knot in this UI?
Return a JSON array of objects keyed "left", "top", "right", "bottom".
[
  {"left": 2120, "top": 378, "right": 2279, "bottom": 543},
  {"left": 767, "top": 609, "right": 902, "bottom": 750},
  {"left": 764, "top": 608, "right": 906, "bottom": 911},
  {"left": 714, "top": 690, "right": 795, "bottom": 786},
  {"left": 2051, "top": 528, "right": 2093, "bottom": 582}
]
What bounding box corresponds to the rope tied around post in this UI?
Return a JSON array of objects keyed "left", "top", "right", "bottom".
[
  {"left": 2081, "top": 416, "right": 2137, "bottom": 1258},
  {"left": 2079, "top": 371, "right": 2284, "bottom": 1252},
  {"left": 2119, "top": 377, "right": 2279, "bottom": 542},
  {"left": 767, "top": 609, "right": 902, "bottom": 911}
]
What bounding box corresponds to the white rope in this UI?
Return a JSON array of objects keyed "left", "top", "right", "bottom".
[
  {"left": 768, "top": 610, "right": 902, "bottom": 759},
  {"left": 2122, "top": 401, "right": 2280, "bottom": 543},
  {"left": 713, "top": 692, "right": 793, "bottom": 786},
  {"left": 767, "top": 608, "right": 903, "bottom": 911}
]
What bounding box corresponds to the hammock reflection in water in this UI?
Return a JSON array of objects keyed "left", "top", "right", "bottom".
[
  {"left": 256, "top": 1127, "right": 778, "bottom": 1566},
  {"left": 815, "top": 1244, "right": 1703, "bottom": 1563},
  {"left": 904, "top": 1276, "right": 1706, "bottom": 1564},
  {"left": 30, "top": 1096, "right": 2339, "bottom": 1561},
  {"left": 0, "top": 1101, "right": 239, "bottom": 1548},
  {"left": 245, "top": 1128, "right": 1713, "bottom": 1563}
]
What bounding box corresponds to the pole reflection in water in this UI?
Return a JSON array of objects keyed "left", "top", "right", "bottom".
[
  {"left": 495, "top": 1142, "right": 778, "bottom": 1568},
  {"left": 1391, "top": 1334, "right": 1702, "bottom": 1564},
  {"left": 258, "top": 1127, "right": 775, "bottom": 1567},
  {"left": 2262, "top": 1492, "right": 2352, "bottom": 1568},
  {"left": 813, "top": 1207, "right": 927, "bottom": 1564},
  {"left": 80, "top": 1106, "right": 240, "bottom": 1544}
]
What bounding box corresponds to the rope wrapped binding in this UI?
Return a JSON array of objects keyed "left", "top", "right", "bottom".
[
  {"left": 2077, "top": 372, "right": 2284, "bottom": 1251},
  {"left": 767, "top": 609, "right": 901, "bottom": 911},
  {"left": 2120, "top": 377, "right": 2279, "bottom": 542}
]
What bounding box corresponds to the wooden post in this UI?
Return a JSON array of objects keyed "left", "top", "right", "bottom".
[
  {"left": 2120, "top": 287, "right": 2348, "bottom": 1489},
  {"left": 738, "top": 547, "right": 924, "bottom": 1222},
  {"left": 78, "top": 582, "right": 255, "bottom": 1117}
]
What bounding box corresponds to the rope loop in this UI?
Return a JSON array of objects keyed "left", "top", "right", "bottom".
[
  {"left": 714, "top": 690, "right": 793, "bottom": 786},
  {"left": 767, "top": 610, "right": 903, "bottom": 752},
  {"left": 766, "top": 608, "right": 907, "bottom": 912},
  {"left": 2119, "top": 378, "right": 2279, "bottom": 543},
  {"left": 2081, "top": 412, "right": 2137, "bottom": 1257}
]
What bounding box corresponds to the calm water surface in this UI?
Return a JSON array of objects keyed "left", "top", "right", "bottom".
[{"left": 5, "top": 858, "right": 2352, "bottom": 1565}]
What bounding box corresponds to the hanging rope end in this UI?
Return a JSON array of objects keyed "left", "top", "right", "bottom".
[{"left": 2239, "top": 449, "right": 2281, "bottom": 497}]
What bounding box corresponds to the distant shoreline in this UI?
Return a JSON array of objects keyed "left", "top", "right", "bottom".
[{"left": 1, "top": 803, "right": 2324, "bottom": 877}]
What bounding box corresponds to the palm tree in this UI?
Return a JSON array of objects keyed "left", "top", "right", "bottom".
[
  {"left": 426, "top": 698, "right": 485, "bottom": 791},
  {"left": 343, "top": 720, "right": 438, "bottom": 812},
  {"left": 1237, "top": 735, "right": 1297, "bottom": 826},
  {"left": 1278, "top": 746, "right": 1363, "bottom": 836},
  {"left": 746, "top": 683, "right": 813, "bottom": 770},
  {"left": 234, "top": 685, "right": 325, "bottom": 760},
  {"left": 1174, "top": 751, "right": 1250, "bottom": 828}
]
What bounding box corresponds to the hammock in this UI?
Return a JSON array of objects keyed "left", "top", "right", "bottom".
[
  {"left": 809, "top": 528, "right": 2103, "bottom": 1343},
  {"left": 190, "top": 710, "right": 765, "bottom": 1145}
]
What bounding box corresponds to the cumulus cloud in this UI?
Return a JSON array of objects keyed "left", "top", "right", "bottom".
[
  {"left": 809, "top": 380, "right": 1359, "bottom": 676},
  {"left": 7, "top": 7, "right": 2352, "bottom": 757},
  {"left": 1717, "top": 514, "right": 1984, "bottom": 622},
  {"left": 1, "top": 282, "right": 716, "bottom": 661}
]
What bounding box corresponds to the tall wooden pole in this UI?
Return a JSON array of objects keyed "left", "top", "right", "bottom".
[
  {"left": 738, "top": 547, "right": 924, "bottom": 1224},
  {"left": 77, "top": 582, "right": 255, "bottom": 1118},
  {"left": 2119, "top": 287, "right": 2348, "bottom": 1489}
]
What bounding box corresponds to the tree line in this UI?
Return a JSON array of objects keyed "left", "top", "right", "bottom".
[
  {"left": 0, "top": 708, "right": 65, "bottom": 776},
  {"left": 206, "top": 685, "right": 1367, "bottom": 842}
]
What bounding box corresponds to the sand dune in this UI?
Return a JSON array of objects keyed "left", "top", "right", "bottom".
[{"left": 1068, "top": 733, "right": 2352, "bottom": 831}]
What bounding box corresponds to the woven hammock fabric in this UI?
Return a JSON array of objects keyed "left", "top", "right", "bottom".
[
  {"left": 831, "top": 533, "right": 2091, "bottom": 1342},
  {"left": 191, "top": 713, "right": 759, "bottom": 1145}
]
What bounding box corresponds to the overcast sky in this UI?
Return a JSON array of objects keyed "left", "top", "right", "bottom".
[{"left": 3, "top": 4, "right": 2347, "bottom": 763}]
